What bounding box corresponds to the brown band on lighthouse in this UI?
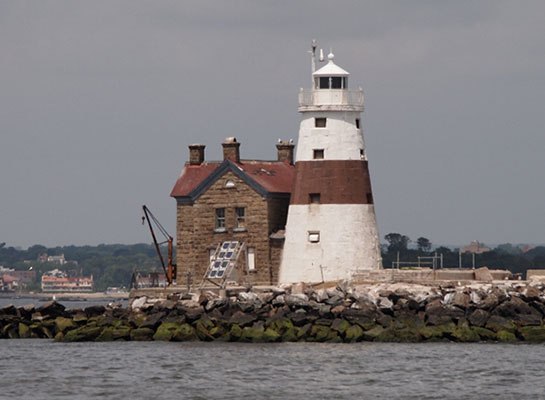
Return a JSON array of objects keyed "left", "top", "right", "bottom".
[{"left": 290, "top": 160, "right": 374, "bottom": 205}]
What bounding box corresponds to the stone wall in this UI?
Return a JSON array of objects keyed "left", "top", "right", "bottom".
[
  {"left": 5, "top": 281, "right": 545, "bottom": 343},
  {"left": 176, "top": 171, "right": 287, "bottom": 286}
]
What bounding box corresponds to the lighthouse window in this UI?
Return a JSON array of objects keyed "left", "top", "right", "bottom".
[
  {"left": 331, "top": 77, "right": 342, "bottom": 89},
  {"left": 355, "top": 119, "right": 360, "bottom": 129},
  {"left": 309, "top": 193, "right": 321, "bottom": 204},
  {"left": 313, "top": 149, "right": 324, "bottom": 159},
  {"left": 308, "top": 231, "right": 320, "bottom": 243},
  {"left": 315, "top": 118, "right": 327, "bottom": 128},
  {"left": 319, "top": 77, "right": 329, "bottom": 89}
]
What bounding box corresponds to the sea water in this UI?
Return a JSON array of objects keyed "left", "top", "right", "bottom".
[{"left": 1, "top": 340, "right": 545, "bottom": 400}]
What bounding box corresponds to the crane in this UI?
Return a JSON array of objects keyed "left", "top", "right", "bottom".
[{"left": 141, "top": 205, "right": 176, "bottom": 285}]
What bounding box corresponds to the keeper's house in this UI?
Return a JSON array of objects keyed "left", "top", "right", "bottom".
[{"left": 170, "top": 137, "right": 295, "bottom": 285}]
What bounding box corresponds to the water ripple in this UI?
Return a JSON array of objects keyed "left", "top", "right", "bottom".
[{"left": 2, "top": 341, "right": 545, "bottom": 399}]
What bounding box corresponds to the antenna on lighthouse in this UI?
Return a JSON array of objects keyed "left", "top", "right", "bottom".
[
  {"left": 319, "top": 48, "right": 324, "bottom": 62},
  {"left": 309, "top": 39, "right": 319, "bottom": 87}
]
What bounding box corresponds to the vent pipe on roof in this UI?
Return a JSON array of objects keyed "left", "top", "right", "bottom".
[
  {"left": 188, "top": 144, "right": 205, "bottom": 165},
  {"left": 222, "top": 137, "right": 240, "bottom": 163}
]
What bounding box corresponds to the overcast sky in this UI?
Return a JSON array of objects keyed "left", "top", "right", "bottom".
[{"left": 1, "top": 1, "right": 544, "bottom": 249}]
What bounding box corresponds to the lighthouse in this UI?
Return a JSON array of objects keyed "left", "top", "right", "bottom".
[{"left": 279, "top": 44, "right": 382, "bottom": 284}]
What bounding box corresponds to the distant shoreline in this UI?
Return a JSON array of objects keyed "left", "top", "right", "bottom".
[{"left": 0, "top": 291, "right": 129, "bottom": 301}]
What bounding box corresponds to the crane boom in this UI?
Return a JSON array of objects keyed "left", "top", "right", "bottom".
[{"left": 141, "top": 205, "right": 176, "bottom": 285}]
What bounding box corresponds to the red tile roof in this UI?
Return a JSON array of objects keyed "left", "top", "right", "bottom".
[
  {"left": 170, "top": 163, "right": 220, "bottom": 197},
  {"left": 170, "top": 160, "right": 295, "bottom": 199}
]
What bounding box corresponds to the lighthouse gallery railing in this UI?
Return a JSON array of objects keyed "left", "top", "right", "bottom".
[{"left": 298, "top": 89, "right": 364, "bottom": 108}]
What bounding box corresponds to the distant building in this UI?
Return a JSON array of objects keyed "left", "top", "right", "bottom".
[
  {"left": 462, "top": 241, "right": 491, "bottom": 254},
  {"left": 0, "top": 266, "right": 36, "bottom": 290},
  {"left": 131, "top": 271, "right": 168, "bottom": 289},
  {"left": 41, "top": 269, "right": 93, "bottom": 292}
]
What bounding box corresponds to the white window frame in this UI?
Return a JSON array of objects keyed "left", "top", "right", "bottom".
[{"left": 247, "top": 247, "right": 256, "bottom": 271}]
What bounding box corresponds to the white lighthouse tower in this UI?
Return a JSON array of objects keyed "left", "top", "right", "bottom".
[{"left": 279, "top": 44, "right": 382, "bottom": 284}]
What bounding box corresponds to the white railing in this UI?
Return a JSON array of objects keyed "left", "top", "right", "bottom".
[{"left": 298, "top": 89, "right": 364, "bottom": 108}]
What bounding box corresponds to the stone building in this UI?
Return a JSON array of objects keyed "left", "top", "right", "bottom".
[{"left": 170, "top": 138, "right": 295, "bottom": 286}]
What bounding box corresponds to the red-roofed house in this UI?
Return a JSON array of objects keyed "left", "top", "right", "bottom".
[{"left": 170, "top": 138, "right": 295, "bottom": 285}]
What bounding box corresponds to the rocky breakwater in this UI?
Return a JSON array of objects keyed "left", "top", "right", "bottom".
[{"left": 3, "top": 282, "right": 545, "bottom": 343}]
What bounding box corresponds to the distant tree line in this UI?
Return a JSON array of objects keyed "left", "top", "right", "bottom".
[
  {"left": 381, "top": 233, "right": 545, "bottom": 276},
  {"left": 2, "top": 236, "right": 545, "bottom": 291},
  {"left": 0, "top": 243, "right": 164, "bottom": 291}
]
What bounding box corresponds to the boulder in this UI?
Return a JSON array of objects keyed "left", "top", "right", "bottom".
[
  {"left": 84, "top": 305, "right": 106, "bottom": 317},
  {"left": 467, "top": 309, "right": 490, "bottom": 327},
  {"left": 450, "top": 325, "right": 480, "bottom": 342},
  {"left": 451, "top": 292, "right": 470, "bottom": 310},
  {"left": 519, "top": 326, "right": 545, "bottom": 342},
  {"left": 485, "top": 315, "right": 516, "bottom": 333},
  {"left": 195, "top": 316, "right": 215, "bottom": 341},
  {"left": 374, "top": 326, "right": 421, "bottom": 343},
  {"left": 0, "top": 305, "right": 17, "bottom": 316},
  {"left": 240, "top": 325, "right": 265, "bottom": 342},
  {"left": 139, "top": 312, "right": 166, "bottom": 329},
  {"left": 344, "top": 324, "right": 364, "bottom": 342},
  {"left": 342, "top": 308, "right": 377, "bottom": 329},
  {"left": 172, "top": 323, "right": 196, "bottom": 341},
  {"left": 62, "top": 325, "right": 103, "bottom": 342},
  {"left": 130, "top": 327, "right": 155, "bottom": 341},
  {"left": 262, "top": 328, "right": 281, "bottom": 343},
  {"left": 362, "top": 326, "right": 385, "bottom": 341},
  {"left": 418, "top": 324, "right": 455, "bottom": 341},
  {"left": 153, "top": 322, "right": 183, "bottom": 341},
  {"left": 55, "top": 317, "right": 76, "bottom": 333},
  {"left": 309, "top": 325, "right": 339, "bottom": 343},
  {"left": 37, "top": 301, "right": 66, "bottom": 318},
  {"left": 331, "top": 318, "right": 350, "bottom": 334},
  {"left": 228, "top": 324, "right": 243, "bottom": 341},
  {"left": 496, "top": 330, "right": 517, "bottom": 342},
  {"left": 96, "top": 326, "right": 131, "bottom": 341},
  {"left": 228, "top": 311, "right": 257, "bottom": 327},
  {"left": 18, "top": 323, "right": 31, "bottom": 338},
  {"left": 471, "top": 327, "right": 497, "bottom": 341},
  {"left": 285, "top": 294, "right": 309, "bottom": 308}
]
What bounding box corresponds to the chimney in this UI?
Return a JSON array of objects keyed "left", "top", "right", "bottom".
[
  {"left": 188, "top": 144, "right": 205, "bottom": 165},
  {"left": 276, "top": 139, "right": 295, "bottom": 165},
  {"left": 222, "top": 137, "right": 240, "bottom": 163}
]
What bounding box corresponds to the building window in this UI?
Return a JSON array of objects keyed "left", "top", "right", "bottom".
[
  {"left": 235, "top": 207, "right": 246, "bottom": 229},
  {"left": 247, "top": 247, "right": 256, "bottom": 271},
  {"left": 215, "top": 208, "right": 226, "bottom": 231},
  {"left": 355, "top": 118, "right": 360, "bottom": 129},
  {"left": 309, "top": 193, "right": 321, "bottom": 204},
  {"left": 360, "top": 149, "right": 365, "bottom": 159},
  {"left": 308, "top": 231, "right": 320, "bottom": 243},
  {"left": 315, "top": 118, "right": 327, "bottom": 128},
  {"left": 313, "top": 149, "right": 324, "bottom": 159}
]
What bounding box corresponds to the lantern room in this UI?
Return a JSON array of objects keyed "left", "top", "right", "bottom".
[{"left": 312, "top": 53, "right": 350, "bottom": 90}]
